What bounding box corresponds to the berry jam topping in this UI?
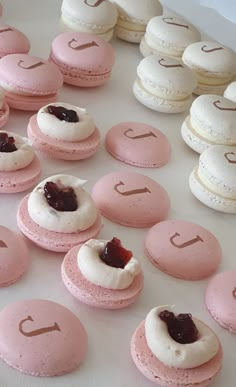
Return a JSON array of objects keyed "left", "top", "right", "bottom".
[
  {"left": 159, "top": 310, "right": 199, "bottom": 344},
  {"left": 0, "top": 133, "right": 17, "bottom": 153},
  {"left": 100, "top": 237, "right": 133, "bottom": 269},
  {"left": 47, "top": 105, "right": 79, "bottom": 123},
  {"left": 44, "top": 181, "right": 78, "bottom": 212}
]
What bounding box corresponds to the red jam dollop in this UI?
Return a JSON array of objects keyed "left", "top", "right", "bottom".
[
  {"left": 47, "top": 105, "right": 79, "bottom": 123},
  {"left": 0, "top": 133, "right": 17, "bottom": 153},
  {"left": 100, "top": 237, "right": 133, "bottom": 269},
  {"left": 159, "top": 310, "right": 199, "bottom": 344},
  {"left": 44, "top": 181, "right": 78, "bottom": 211}
]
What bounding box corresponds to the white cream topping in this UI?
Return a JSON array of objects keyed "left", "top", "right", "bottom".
[
  {"left": 37, "top": 103, "right": 95, "bottom": 142},
  {"left": 0, "top": 131, "right": 34, "bottom": 172},
  {"left": 77, "top": 239, "right": 141, "bottom": 289},
  {"left": 145, "top": 305, "right": 219, "bottom": 369},
  {"left": 28, "top": 174, "right": 97, "bottom": 233}
]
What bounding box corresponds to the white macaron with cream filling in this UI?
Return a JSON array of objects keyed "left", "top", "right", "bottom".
[
  {"left": 181, "top": 94, "right": 236, "bottom": 153},
  {"left": 182, "top": 41, "right": 236, "bottom": 96},
  {"left": 60, "top": 0, "right": 118, "bottom": 41},
  {"left": 112, "top": 0, "right": 163, "bottom": 43},
  {"left": 133, "top": 54, "right": 197, "bottom": 113},
  {"left": 224, "top": 81, "right": 236, "bottom": 103},
  {"left": 189, "top": 145, "right": 236, "bottom": 213},
  {"left": 140, "top": 16, "right": 201, "bottom": 59}
]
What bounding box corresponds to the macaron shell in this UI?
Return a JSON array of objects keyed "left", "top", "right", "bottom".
[
  {"left": 0, "top": 54, "right": 63, "bottom": 95},
  {"left": 0, "top": 155, "right": 41, "bottom": 193},
  {"left": 182, "top": 41, "right": 236, "bottom": 78},
  {"left": 50, "top": 32, "right": 114, "bottom": 75},
  {"left": 112, "top": 0, "right": 163, "bottom": 24},
  {"left": 105, "top": 122, "right": 171, "bottom": 168},
  {"left": 133, "top": 79, "right": 192, "bottom": 113},
  {"left": 115, "top": 26, "right": 145, "bottom": 43},
  {"left": 92, "top": 171, "right": 170, "bottom": 227},
  {"left": 205, "top": 270, "right": 236, "bottom": 333},
  {"left": 0, "top": 299, "right": 87, "bottom": 376},
  {"left": 131, "top": 320, "right": 222, "bottom": 386},
  {"left": 61, "top": 245, "right": 144, "bottom": 309},
  {"left": 0, "top": 225, "right": 29, "bottom": 287},
  {"left": 4, "top": 91, "right": 60, "bottom": 111},
  {"left": 0, "top": 102, "right": 9, "bottom": 128},
  {"left": 0, "top": 24, "right": 30, "bottom": 57},
  {"left": 145, "top": 220, "right": 222, "bottom": 280},
  {"left": 28, "top": 114, "right": 100, "bottom": 160},
  {"left": 17, "top": 194, "right": 102, "bottom": 252}
]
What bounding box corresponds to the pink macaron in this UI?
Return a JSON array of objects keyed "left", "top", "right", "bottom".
[
  {"left": 0, "top": 131, "right": 41, "bottom": 193},
  {"left": 17, "top": 174, "right": 102, "bottom": 252},
  {"left": 0, "top": 225, "right": 29, "bottom": 287},
  {"left": 61, "top": 237, "right": 144, "bottom": 309},
  {"left": 0, "top": 54, "right": 63, "bottom": 111},
  {"left": 92, "top": 171, "right": 170, "bottom": 228},
  {"left": 105, "top": 122, "right": 171, "bottom": 168},
  {"left": 0, "top": 24, "right": 30, "bottom": 58},
  {"left": 49, "top": 32, "right": 115, "bottom": 87},
  {"left": 145, "top": 220, "right": 222, "bottom": 280},
  {"left": 131, "top": 306, "right": 223, "bottom": 386},
  {"left": 0, "top": 299, "right": 87, "bottom": 376},
  {"left": 27, "top": 102, "right": 100, "bottom": 160},
  {"left": 205, "top": 270, "right": 236, "bottom": 334}
]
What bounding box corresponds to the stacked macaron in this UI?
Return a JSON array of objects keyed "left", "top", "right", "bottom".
[
  {"left": 140, "top": 16, "right": 201, "bottom": 59},
  {"left": 61, "top": 237, "right": 144, "bottom": 309},
  {"left": 131, "top": 305, "right": 222, "bottom": 386},
  {"left": 182, "top": 41, "right": 236, "bottom": 95},
  {"left": 133, "top": 54, "right": 197, "bottom": 113},
  {"left": 27, "top": 102, "right": 100, "bottom": 160},
  {"left": 189, "top": 145, "right": 236, "bottom": 213},
  {"left": 17, "top": 174, "right": 102, "bottom": 252},
  {"left": 0, "top": 54, "right": 63, "bottom": 111},
  {"left": 0, "top": 87, "right": 9, "bottom": 128},
  {"left": 49, "top": 32, "right": 115, "bottom": 87},
  {"left": 60, "top": 0, "right": 118, "bottom": 41},
  {"left": 181, "top": 94, "right": 236, "bottom": 153},
  {"left": 112, "top": 0, "right": 163, "bottom": 43},
  {"left": 0, "top": 131, "right": 41, "bottom": 193}
]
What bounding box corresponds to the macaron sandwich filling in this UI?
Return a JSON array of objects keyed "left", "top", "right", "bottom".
[{"left": 77, "top": 237, "right": 141, "bottom": 290}]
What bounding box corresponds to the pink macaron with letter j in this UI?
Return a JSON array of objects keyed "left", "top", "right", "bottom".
[
  {"left": 0, "top": 54, "right": 63, "bottom": 111},
  {"left": 49, "top": 32, "right": 115, "bottom": 87}
]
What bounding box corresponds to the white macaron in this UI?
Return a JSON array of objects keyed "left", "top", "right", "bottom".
[
  {"left": 181, "top": 94, "right": 236, "bottom": 153},
  {"left": 112, "top": 0, "right": 163, "bottom": 43},
  {"left": 189, "top": 145, "right": 236, "bottom": 213},
  {"left": 133, "top": 54, "right": 197, "bottom": 113},
  {"left": 60, "top": 0, "right": 118, "bottom": 41},
  {"left": 140, "top": 16, "right": 201, "bottom": 59},
  {"left": 224, "top": 81, "right": 236, "bottom": 103},
  {"left": 182, "top": 41, "right": 236, "bottom": 95}
]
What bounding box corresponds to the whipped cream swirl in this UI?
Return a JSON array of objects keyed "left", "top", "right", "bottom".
[
  {"left": 37, "top": 103, "right": 95, "bottom": 141},
  {"left": 0, "top": 131, "right": 34, "bottom": 172},
  {"left": 145, "top": 305, "right": 219, "bottom": 369},
  {"left": 77, "top": 239, "right": 141, "bottom": 289},
  {"left": 28, "top": 174, "right": 97, "bottom": 233}
]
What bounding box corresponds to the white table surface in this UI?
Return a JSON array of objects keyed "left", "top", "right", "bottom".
[{"left": 0, "top": 1, "right": 235, "bottom": 386}]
